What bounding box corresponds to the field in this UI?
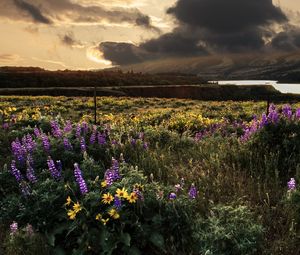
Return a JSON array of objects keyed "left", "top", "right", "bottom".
[{"left": 1, "top": 96, "right": 300, "bottom": 254}]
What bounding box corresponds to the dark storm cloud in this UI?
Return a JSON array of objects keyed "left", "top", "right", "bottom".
[
  {"left": 0, "top": 0, "right": 157, "bottom": 30},
  {"left": 60, "top": 32, "right": 85, "bottom": 48},
  {"left": 13, "top": 0, "right": 51, "bottom": 24},
  {"left": 167, "top": 0, "right": 287, "bottom": 32},
  {"left": 271, "top": 26, "right": 300, "bottom": 51},
  {"left": 99, "top": 0, "right": 293, "bottom": 66}
]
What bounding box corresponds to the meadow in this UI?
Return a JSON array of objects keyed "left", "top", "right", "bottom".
[{"left": 0, "top": 96, "right": 300, "bottom": 254}]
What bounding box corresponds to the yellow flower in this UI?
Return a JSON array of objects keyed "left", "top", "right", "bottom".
[
  {"left": 73, "top": 202, "right": 82, "bottom": 213},
  {"left": 115, "top": 188, "right": 128, "bottom": 198},
  {"left": 127, "top": 192, "right": 138, "bottom": 203},
  {"left": 101, "top": 218, "right": 109, "bottom": 225},
  {"left": 95, "top": 213, "right": 102, "bottom": 221},
  {"left": 67, "top": 210, "right": 76, "bottom": 220},
  {"left": 133, "top": 183, "right": 144, "bottom": 191},
  {"left": 102, "top": 193, "right": 114, "bottom": 204},
  {"left": 101, "top": 180, "right": 107, "bottom": 188},
  {"left": 65, "top": 196, "right": 72, "bottom": 206},
  {"left": 108, "top": 208, "right": 120, "bottom": 219}
]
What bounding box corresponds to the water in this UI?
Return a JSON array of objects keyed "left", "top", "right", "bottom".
[{"left": 210, "top": 80, "right": 300, "bottom": 94}]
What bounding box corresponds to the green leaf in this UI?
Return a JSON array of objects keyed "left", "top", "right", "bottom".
[
  {"left": 120, "top": 232, "right": 131, "bottom": 246},
  {"left": 149, "top": 232, "right": 165, "bottom": 249}
]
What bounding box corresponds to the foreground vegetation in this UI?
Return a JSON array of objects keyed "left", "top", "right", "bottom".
[{"left": 0, "top": 96, "right": 300, "bottom": 254}]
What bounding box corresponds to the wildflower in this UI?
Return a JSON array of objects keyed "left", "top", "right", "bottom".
[
  {"left": 75, "top": 124, "right": 81, "bottom": 138},
  {"left": 41, "top": 134, "right": 50, "bottom": 152},
  {"left": 104, "top": 158, "right": 120, "bottom": 186},
  {"left": 10, "top": 221, "right": 18, "bottom": 236},
  {"left": 10, "top": 160, "right": 23, "bottom": 182},
  {"left": 74, "top": 163, "right": 88, "bottom": 195},
  {"left": 65, "top": 196, "right": 72, "bottom": 206},
  {"left": 50, "top": 120, "right": 62, "bottom": 138},
  {"left": 101, "top": 180, "right": 107, "bottom": 188},
  {"left": 67, "top": 210, "right": 77, "bottom": 220},
  {"left": 127, "top": 192, "right": 138, "bottom": 203},
  {"left": 90, "top": 131, "right": 96, "bottom": 145},
  {"left": 63, "top": 137, "right": 73, "bottom": 150},
  {"left": 26, "top": 161, "right": 37, "bottom": 183},
  {"left": 116, "top": 187, "right": 128, "bottom": 198},
  {"left": 133, "top": 183, "right": 144, "bottom": 191},
  {"left": 288, "top": 178, "right": 296, "bottom": 191},
  {"left": 188, "top": 184, "right": 198, "bottom": 199},
  {"left": 95, "top": 213, "right": 102, "bottom": 221},
  {"left": 82, "top": 121, "right": 89, "bottom": 134},
  {"left": 64, "top": 120, "right": 73, "bottom": 133},
  {"left": 80, "top": 137, "right": 86, "bottom": 153},
  {"left": 73, "top": 202, "right": 82, "bottom": 213},
  {"left": 296, "top": 108, "right": 300, "bottom": 119},
  {"left": 114, "top": 196, "right": 122, "bottom": 210},
  {"left": 97, "top": 133, "right": 106, "bottom": 145},
  {"left": 259, "top": 114, "right": 268, "bottom": 128},
  {"left": 102, "top": 193, "right": 114, "bottom": 204},
  {"left": 175, "top": 184, "right": 183, "bottom": 192},
  {"left": 47, "top": 157, "right": 61, "bottom": 180},
  {"left": 33, "top": 127, "right": 41, "bottom": 137},
  {"left": 101, "top": 218, "right": 109, "bottom": 225},
  {"left": 108, "top": 208, "right": 120, "bottom": 219},
  {"left": 169, "top": 192, "right": 177, "bottom": 200},
  {"left": 282, "top": 104, "right": 292, "bottom": 119}
]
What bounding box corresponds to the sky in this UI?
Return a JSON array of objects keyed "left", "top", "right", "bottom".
[{"left": 0, "top": 0, "right": 300, "bottom": 70}]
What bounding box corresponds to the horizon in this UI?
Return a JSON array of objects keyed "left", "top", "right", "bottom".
[{"left": 0, "top": 0, "right": 300, "bottom": 71}]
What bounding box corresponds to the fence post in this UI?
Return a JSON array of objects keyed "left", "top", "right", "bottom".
[
  {"left": 266, "top": 95, "right": 270, "bottom": 116},
  {"left": 94, "top": 86, "right": 97, "bottom": 125}
]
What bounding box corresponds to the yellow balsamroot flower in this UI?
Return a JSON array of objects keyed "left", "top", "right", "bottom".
[
  {"left": 115, "top": 188, "right": 128, "bottom": 198},
  {"left": 127, "top": 192, "right": 138, "bottom": 203},
  {"left": 65, "top": 196, "right": 72, "bottom": 206},
  {"left": 102, "top": 193, "right": 114, "bottom": 204},
  {"left": 133, "top": 183, "right": 144, "bottom": 191},
  {"left": 101, "top": 180, "right": 107, "bottom": 188},
  {"left": 95, "top": 213, "right": 102, "bottom": 221},
  {"left": 73, "top": 202, "right": 82, "bottom": 213},
  {"left": 67, "top": 210, "right": 76, "bottom": 220},
  {"left": 101, "top": 218, "right": 109, "bottom": 225},
  {"left": 108, "top": 208, "right": 120, "bottom": 219}
]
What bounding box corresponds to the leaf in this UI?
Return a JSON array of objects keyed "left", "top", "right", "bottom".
[
  {"left": 128, "top": 246, "right": 141, "bottom": 255},
  {"left": 149, "top": 232, "right": 165, "bottom": 249},
  {"left": 120, "top": 232, "right": 131, "bottom": 247}
]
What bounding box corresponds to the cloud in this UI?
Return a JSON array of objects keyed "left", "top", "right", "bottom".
[
  {"left": 60, "top": 32, "right": 85, "bottom": 49},
  {"left": 271, "top": 25, "right": 300, "bottom": 51},
  {"left": 0, "top": 0, "right": 158, "bottom": 29},
  {"left": 98, "top": 0, "right": 300, "bottom": 66},
  {"left": 0, "top": 54, "right": 23, "bottom": 63},
  {"left": 13, "top": 0, "right": 52, "bottom": 24}
]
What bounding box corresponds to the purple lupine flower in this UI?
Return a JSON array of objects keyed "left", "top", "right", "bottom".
[
  {"left": 41, "top": 134, "right": 50, "bottom": 152},
  {"left": 63, "top": 137, "right": 73, "bottom": 150},
  {"left": 169, "top": 192, "right": 177, "bottom": 200},
  {"left": 268, "top": 104, "right": 279, "bottom": 124},
  {"left": 27, "top": 154, "right": 34, "bottom": 167},
  {"left": 188, "top": 184, "right": 197, "bottom": 199},
  {"left": 114, "top": 195, "right": 122, "bottom": 210},
  {"left": 143, "top": 142, "right": 149, "bottom": 150},
  {"left": 26, "top": 162, "right": 37, "bottom": 183},
  {"left": 80, "top": 137, "right": 86, "bottom": 152},
  {"left": 90, "top": 131, "right": 96, "bottom": 145},
  {"left": 47, "top": 157, "right": 61, "bottom": 180},
  {"left": 11, "top": 139, "right": 26, "bottom": 164},
  {"left": 282, "top": 104, "right": 293, "bottom": 119},
  {"left": 97, "top": 132, "right": 106, "bottom": 145},
  {"left": 2, "top": 123, "right": 9, "bottom": 129},
  {"left": 131, "top": 138, "right": 137, "bottom": 146},
  {"left": 10, "top": 222, "right": 18, "bottom": 236},
  {"left": 288, "top": 178, "right": 296, "bottom": 191},
  {"left": 74, "top": 163, "right": 88, "bottom": 195},
  {"left": 33, "top": 127, "right": 41, "bottom": 138},
  {"left": 10, "top": 160, "right": 23, "bottom": 182},
  {"left": 104, "top": 158, "right": 120, "bottom": 186},
  {"left": 81, "top": 122, "right": 89, "bottom": 134},
  {"left": 64, "top": 120, "right": 73, "bottom": 133},
  {"left": 133, "top": 188, "right": 144, "bottom": 201},
  {"left": 25, "top": 134, "right": 36, "bottom": 154},
  {"left": 75, "top": 124, "right": 81, "bottom": 138},
  {"left": 259, "top": 114, "right": 268, "bottom": 128},
  {"left": 195, "top": 132, "right": 204, "bottom": 142},
  {"left": 50, "top": 120, "right": 63, "bottom": 138},
  {"left": 295, "top": 108, "right": 300, "bottom": 119},
  {"left": 56, "top": 160, "right": 62, "bottom": 174}
]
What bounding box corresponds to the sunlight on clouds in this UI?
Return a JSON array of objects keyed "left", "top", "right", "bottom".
[{"left": 86, "top": 47, "right": 112, "bottom": 66}]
